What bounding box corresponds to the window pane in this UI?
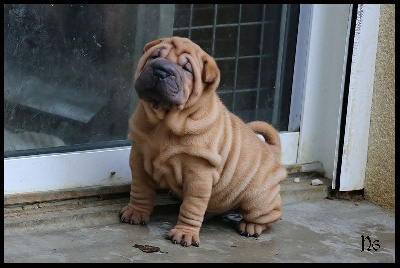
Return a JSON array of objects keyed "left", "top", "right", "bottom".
[
  {"left": 191, "top": 4, "right": 215, "bottom": 26},
  {"left": 240, "top": 4, "right": 264, "bottom": 23},
  {"left": 239, "top": 24, "right": 262, "bottom": 56},
  {"left": 217, "top": 4, "right": 239, "bottom": 24},
  {"left": 217, "top": 60, "right": 236, "bottom": 91},
  {"left": 214, "top": 27, "right": 237, "bottom": 58}
]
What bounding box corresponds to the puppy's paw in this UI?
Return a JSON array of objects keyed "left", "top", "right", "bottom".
[
  {"left": 119, "top": 205, "right": 150, "bottom": 226},
  {"left": 166, "top": 227, "right": 200, "bottom": 247},
  {"left": 237, "top": 220, "right": 267, "bottom": 238}
]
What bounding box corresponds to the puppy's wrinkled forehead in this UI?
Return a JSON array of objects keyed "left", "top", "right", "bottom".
[
  {"left": 145, "top": 37, "right": 204, "bottom": 64},
  {"left": 170, "top": 37, "right": 203, "bottom": 56}
]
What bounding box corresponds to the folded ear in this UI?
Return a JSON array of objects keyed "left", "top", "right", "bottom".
[
  {"left": 143, "top": 39, "right": 163, "bottom": 53},
  {"left": 202, "top": 56, "right": 220, "bottom": 84}
]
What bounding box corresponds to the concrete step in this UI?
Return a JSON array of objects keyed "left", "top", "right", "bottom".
[
  {"left": 281, "top": 172, "right": 331, "bottom": 204},
  {"left": 4, "top": 172, "right": 331, "bottom": 235}
]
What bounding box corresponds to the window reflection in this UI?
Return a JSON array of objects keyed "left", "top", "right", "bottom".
[{"left": 4, "top": 4, "right": 145, "bottom": 155}]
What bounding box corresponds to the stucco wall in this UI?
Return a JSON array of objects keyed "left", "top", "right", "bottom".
[{"left": 364, "top": 4, "right": 395, "bottom": 211}]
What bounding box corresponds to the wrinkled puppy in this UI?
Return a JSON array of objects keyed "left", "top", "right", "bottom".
[{"left": 120, "top": 37, "right": 287, "bottom": 247}]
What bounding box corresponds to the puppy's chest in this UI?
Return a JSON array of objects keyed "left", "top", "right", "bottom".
[
  {"left": 142, "top": 142, "right": 185, "bottom": 189},
  {"left": 141, "top": 132, "right": 186, "bottom": 188},
  {"left": 139, "top": 124, "right": 218, "bottom": 189}
]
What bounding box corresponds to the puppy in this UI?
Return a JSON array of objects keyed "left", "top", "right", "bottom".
[{"left": 120, "top": 37, "right": 287, "bottom": 247}]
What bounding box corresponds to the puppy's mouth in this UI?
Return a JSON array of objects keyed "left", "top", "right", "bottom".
[{"left": 135, "top": 58, "right": 185, "bottom": 110}]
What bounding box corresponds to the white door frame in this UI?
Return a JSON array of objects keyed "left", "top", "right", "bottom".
[{"left": 337, "top": 4, "right": 381, "bottom": 191}]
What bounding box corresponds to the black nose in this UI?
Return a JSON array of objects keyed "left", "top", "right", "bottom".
[{"left": 153, "top": 68, "right": 171, "bottom": 79}]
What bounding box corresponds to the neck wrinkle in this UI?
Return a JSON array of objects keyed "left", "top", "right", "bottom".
[
  {"left": 141, "top": 100, "right": 167, "bottom": 122},
  {"left": 165, "top": 91, "right": 219, "bottom": 136}
]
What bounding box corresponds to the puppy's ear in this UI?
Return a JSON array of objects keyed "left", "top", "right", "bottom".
[
  {"left": 143, "top": 39, "right": 163, "bottom": 53},
  {"left": 202, "top": 57, "right": 220, "bottom": 84}
]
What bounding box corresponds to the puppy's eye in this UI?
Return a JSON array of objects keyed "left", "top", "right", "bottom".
[
  {"left": 150, "top": 50, "right": 161, "bottom": 59},
  {"left": 150, "top": 54, "right": 159, "bottom": 59},
  {"left": 183, "top": 62, "right": 192, "bottom": 74}
]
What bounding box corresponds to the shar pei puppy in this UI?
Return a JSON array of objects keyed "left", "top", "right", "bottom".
[{"left": 120, "top": 37, "right": 287, "bottom": 247}]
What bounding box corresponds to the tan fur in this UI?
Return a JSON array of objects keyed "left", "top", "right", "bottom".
[{"left": 120, "top": 37, "right": 287, "bottom": 247}]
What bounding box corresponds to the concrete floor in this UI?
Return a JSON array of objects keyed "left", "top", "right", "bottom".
[{"left": 4, "top": 196, "right": 395, "bottom": 263}]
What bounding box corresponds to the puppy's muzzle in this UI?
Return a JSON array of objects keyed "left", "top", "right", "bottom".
[{"left": 135, "top": 58, "right": 184, "bottom": 110}]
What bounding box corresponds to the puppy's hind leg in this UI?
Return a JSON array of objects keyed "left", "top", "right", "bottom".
[
  {"left": 237, "top": 194, "right": 282, "bottom": 237},
  {"left": 236, "top": 166, "right": 286, "bottom": 237}
]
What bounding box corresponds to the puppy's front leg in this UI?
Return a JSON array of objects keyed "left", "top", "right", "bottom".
[
  {"left": 167, "top": 158, "right": 215, "bottom": 247},
  {"left": 120, "top": 149, "right": 156, "bottom": 226}
]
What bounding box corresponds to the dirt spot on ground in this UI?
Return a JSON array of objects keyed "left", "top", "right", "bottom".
[{"left": 133, "top": 244, "right": 168, "bottom": 254}]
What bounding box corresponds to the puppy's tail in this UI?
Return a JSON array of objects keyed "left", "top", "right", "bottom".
[{"left": 247, "top": 121, "right": 281, "bottom": 159}]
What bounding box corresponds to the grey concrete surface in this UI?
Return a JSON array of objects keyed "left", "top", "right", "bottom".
[{"left": 4, "top": 198, "right": 395, "bottom": 263}]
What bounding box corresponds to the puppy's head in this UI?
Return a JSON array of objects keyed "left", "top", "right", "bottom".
[{"left": 134, "top": 37, "right": 220, "bottom": 111}]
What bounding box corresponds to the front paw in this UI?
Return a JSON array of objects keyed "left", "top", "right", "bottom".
[
  {"left": 119, "top": 205, "right": 150, "bottom": 225},
  {"left": 166, "top": 226, "right": 200, "bottom": 247}
]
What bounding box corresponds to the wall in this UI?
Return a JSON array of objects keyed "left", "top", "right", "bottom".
[{"left": 364, "top": 4, "right": 395, "bottom": 211}]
